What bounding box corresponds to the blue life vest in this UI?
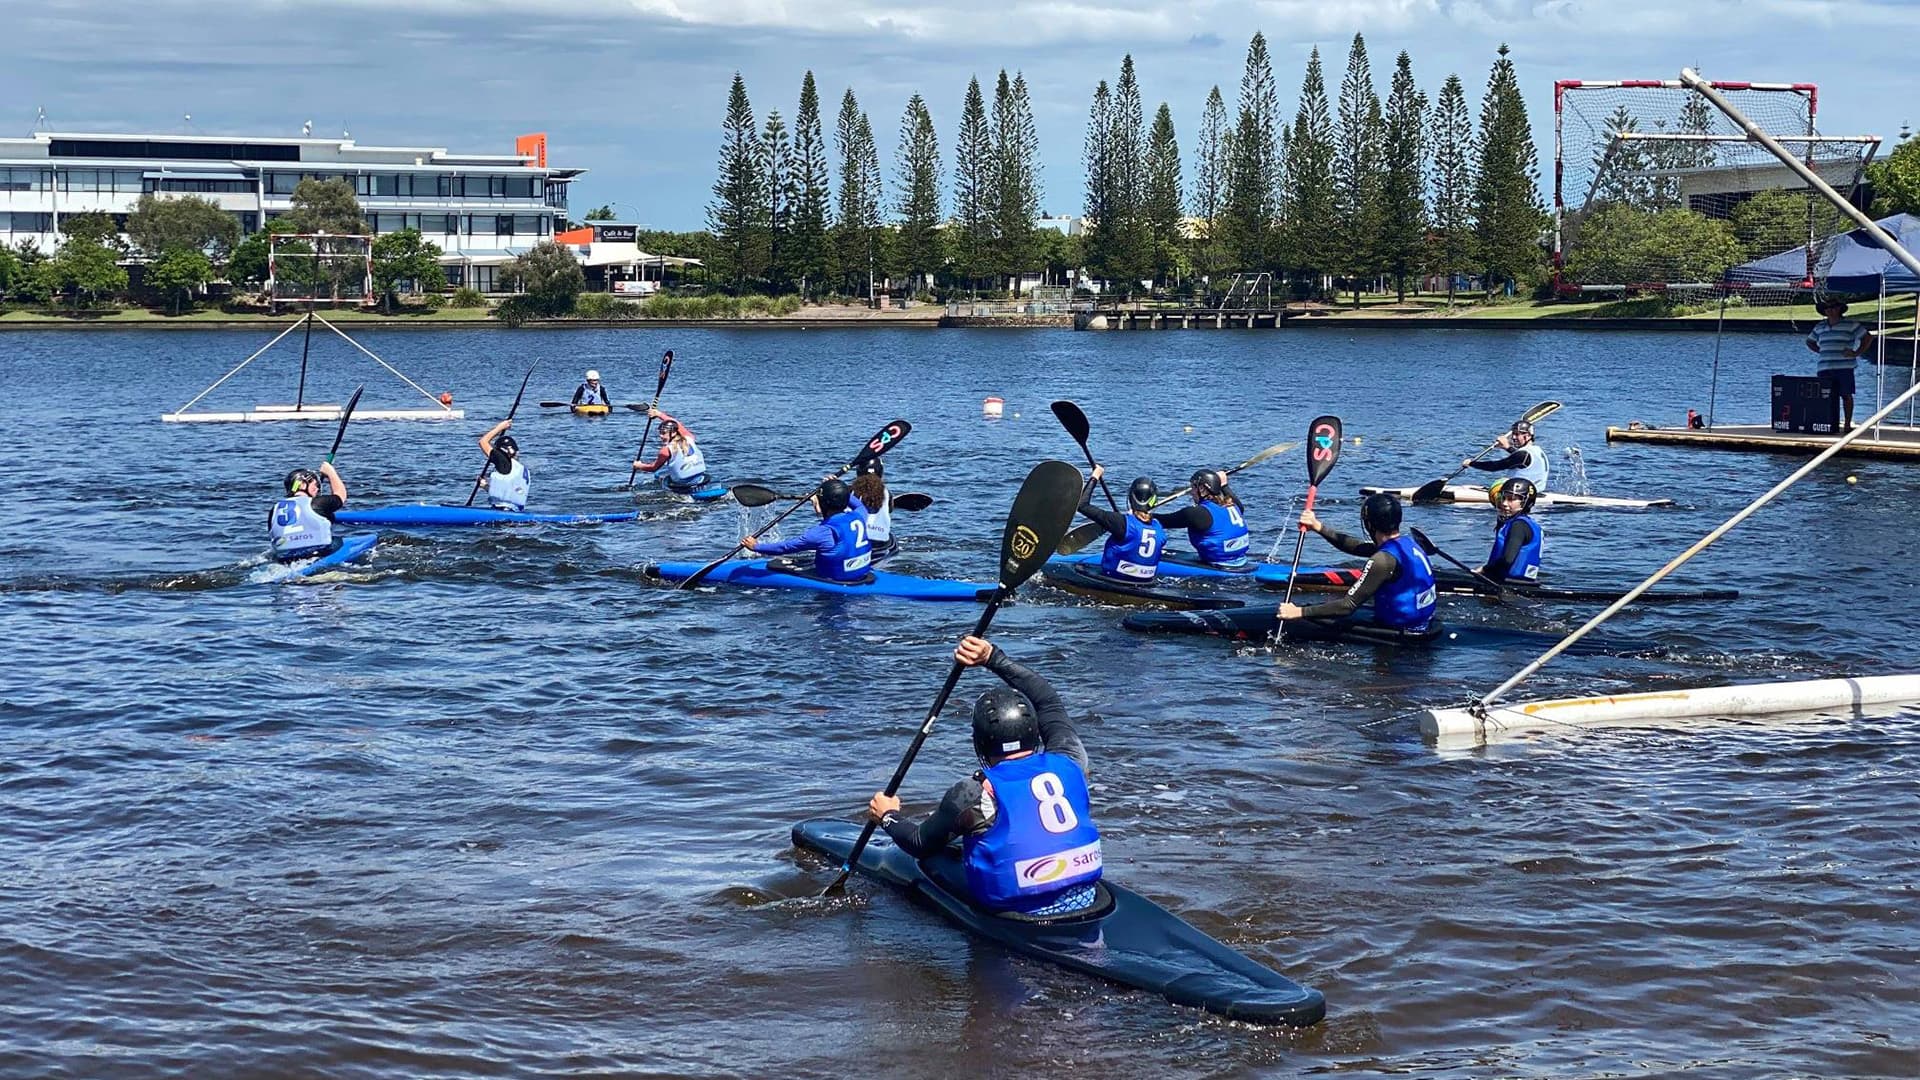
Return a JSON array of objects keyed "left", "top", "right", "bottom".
[
  {"left": 963, "top": 751, "right": 1103, "bottom": 912},
  {"left": 1370, "top": 534, "right": 1438, "bottom": 630},
  {"left": 269, "top": 495, "right": 334, "bottom": 560},
  {"left": 1098, "top": 515, "right": 1165, "bottom": 582},
  {"left": 814, "top": 501, "right": 872, "bottom": 581},
  {"left": 1189, "top": 501, "right": 1250, "bottom": 564},
  {"left": 1489, "top": 514, "right": 1543, "bottom": 582}
]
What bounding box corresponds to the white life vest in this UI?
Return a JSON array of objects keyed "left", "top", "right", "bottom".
[
  {"left": 486, "top": 457, "right": 530, "bottom": 510},
  {"left": 663, "top": 440, "right": 707, "bottom": 484},
  {"left": 866, "top": 497, "right": 893, "bottom": 544},
  {"left": 269, "top": 494, "right": 334, "bottom": 559},
  {"left": 1509, "top": 444, "right": 1550, "bottom": 489}
]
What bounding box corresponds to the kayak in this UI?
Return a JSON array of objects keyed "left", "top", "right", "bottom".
[
  {"left": 1121, "top": 607, "right": 1644, "bottom": 655},
  {"left": 1040, "top": 560, "right": 1245, "bottom": 610},
  {"left": 1361, "top": 484, "right": 1675, "bottom": 509},
  {"left": 1255, "top": 565, "right": 1741, "bottom": 603},
  {"left": 656, "top": 477, "right": 730, "bottom": 502},
  {"left": 335, "top": 503, "right": 642, "bottom": 526},
  {"left": 645, "top": 558, "right": 992, "bottom": 602},
  {"left": 571, "top": 403, "right": 611, "bottom": 417},
  {"left": 792, "top": 818, "right": 1326, "bottom": 1027},
  {"left": 1053, "top": 551, "right": 1349, "bottom": 586},
  {"left": 273, "top": 532, "right": 378, "bottom": 581}
]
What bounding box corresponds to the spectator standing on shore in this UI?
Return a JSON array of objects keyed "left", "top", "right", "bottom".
[{"left": 1806, "top": 297, "right": 1873, "bottom": 432}]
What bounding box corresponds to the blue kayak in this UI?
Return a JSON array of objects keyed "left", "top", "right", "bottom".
[
  {"left": 1052, "top": 552, "right": 1347, "bottom": 586},
  {"left": 656, "top": 478, "right": 730, "bottom": 502},
  {"left": 272, "top": 533, "right": 379, "bottom": 581},
  {"left": 335, "top": 503, "right": 641, "bottom": 527},
  {"left": 793, "top": 818, "right": 1326, "bottom": 1026},
  {"left": 645, "top": 558, "right": 991, "bottom": 601}
]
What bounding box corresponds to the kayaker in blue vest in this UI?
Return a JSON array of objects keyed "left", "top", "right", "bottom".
[
  {"left": 741, "top": 477, "right": 872, "bottom": 581},
  {"left": 1153, "top": 468, "right": 1251, "bottom": 567},
  {"left": 633, "top": 407, "right": 709, "bottom": 493},
  {"left": 268, "top": 462, "right": 348, "bottom": 562},
  {"left": 1464, "top": 419, "right": 1550, "bottom": 491},
  {"left": 1078, "top": 464, "right": 1166, "bottom": 583},
  {"left": 478, "top": 419, "right": 530, "bottom": 511},
  {"left": 571, "top": 369, "right": 611, "bottom": 407},
  {"left": 1277, "top": 492, "right": 1438, "bottom": 632},
  {"left": 852, "top": 461, "right": 898, "bottom": 561},
  {"left": 1477, "top": 477, "right": 1543, "bottom": 584},
  {"left": 867, "top": 634, "right": 1102, "bottom": 916}
]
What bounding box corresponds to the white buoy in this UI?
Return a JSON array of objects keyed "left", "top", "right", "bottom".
[{"left": 982, "top": 396, "right": 1004, "bottom": 418}]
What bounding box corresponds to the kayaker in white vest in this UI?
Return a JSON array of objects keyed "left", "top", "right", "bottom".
[
  {"left": 268, "top": 461, "right": 348, "bottom": 561},
  {"left": 633, "top": 406, "right": 710, "bottom": 493},
  {"left": 478, "top": 418, "right": 530, "bottom": 511},
  {"left": 852, "top": 460, "right": 898, "bottom": 560},
  {"left": 572, "top": 369, "right": 611, "bottom": 407},
  {"left": 1463, "top": 418, "right": 1550, "bottom": 491}
]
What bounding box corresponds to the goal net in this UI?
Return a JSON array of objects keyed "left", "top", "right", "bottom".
[
  {"left": 1554, "top": 80, "right": 1880, "bottom": 303},
  {"left": 268, "top": 232, "right": 374, "bottom": 308}
]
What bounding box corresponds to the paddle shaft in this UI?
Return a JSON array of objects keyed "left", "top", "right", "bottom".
[
  {"left": 1055, "top": 404, "right": 1119, "bottom": 513},
  {"left": 1475, "top": 373, "right": 1920, "bottom": 712},
  {"left": 1056, "top": 440, "right": 1297, "bottom": 556},
  {"left": 1277, "top": 486, "right": 1319, "bottom": 612},
  {"left": 625, "top": 353, "right": 675, "bottom": 489},
  {"left": 828, "top": 595, "right": 1004, "bottom": 892},
  {"left": 323, "top": 385, "right": 364, "bottom": 465},
  {"left": 1413, "top": 528, "right": 1509, "bottom": 597},
  {"left": 466, "top": 366, "right": 535, "bottom": 507}
]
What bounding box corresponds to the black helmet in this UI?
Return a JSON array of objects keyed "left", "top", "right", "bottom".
[
  {"left": 1510, "top": 419, "right": 1534, "bottom": 440},
  {"left": 1493, "top": 476, "right": 1538, "bottom": 515},
  {"left": 860, "top": 458, "right": 884, "bottom": 478},
  {"left": 496, "top": 434, "right": 519, "bottom": 456},
  {"left": 971, "top": 686, "right": 1041, "bottom": 764},
  {"left": 1191, "top": 468, "right": 1223, "bottom": 498},
  {"left": 817, "top": 477, "right": 852, "bottom": 514},
  {"left": 284, "top": 468, "right": 319, "bottom": 495},
  {"left": 1127, "top": 476, "right": 1158, "bottom": 512},
  {"left": 1360, "top": 491, "right": 1402, "bottom": 536}
]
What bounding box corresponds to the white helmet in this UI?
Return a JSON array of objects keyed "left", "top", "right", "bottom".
[{"left": 585, "top": 369, "right": 600, "bottom": 381}]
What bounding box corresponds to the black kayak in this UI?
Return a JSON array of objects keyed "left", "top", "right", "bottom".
[
  {"left": 1121, "top": 607, "right": 1646, "bottom": 655},
  {"left": 1040, "top": 560, "right": 1245, "bottom": 611},
  {"left": 793, "top": 819, "right": 1326, "bottom": 1026},
  {"left": 1262, "top": 566, "right": 1739, "bottom": 604}
]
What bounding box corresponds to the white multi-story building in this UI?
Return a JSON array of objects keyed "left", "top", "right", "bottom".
[{"left": 0, "top": 130, "right": 584, "bottom": 292}]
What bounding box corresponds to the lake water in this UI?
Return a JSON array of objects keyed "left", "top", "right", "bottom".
[{"left": 1, "top": 324, "right": 1915, "bottom": 1077}]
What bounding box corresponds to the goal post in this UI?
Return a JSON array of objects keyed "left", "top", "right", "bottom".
[
  {"left": 267, "top": 231, "right": 374, "bottom": 310},
  {"left": 1552, "top": 79, "right": 1880, "bottom": 302}
]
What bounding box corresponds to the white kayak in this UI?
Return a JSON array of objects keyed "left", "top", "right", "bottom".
[
  {"left": 1361, "top": 484, "right": 1674, "bottom": 509},
  {"left": 1424, "top": 674, "right": 1920, "bottom": 743}
]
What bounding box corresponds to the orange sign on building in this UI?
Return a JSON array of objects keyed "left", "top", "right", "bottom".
[{"left": 515, "top": 132, "right": 547, "bottom": 168}]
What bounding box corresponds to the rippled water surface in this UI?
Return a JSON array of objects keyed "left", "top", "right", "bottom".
[{"left": 2, "top": 325, "right": 1916, "bottom": 1077}]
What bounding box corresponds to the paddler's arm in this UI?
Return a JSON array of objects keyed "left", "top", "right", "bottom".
[
  {"left": 652, "top": 409, "right": 691, "bottom": 441},
  {"left": 977, "top": 640, "right": 1087, "bottom": 775},
  {"left": 1077, "top": 484, "right": 1129, "bottom": 542},
  {"left": 1466, "top": 450, "right": 1526, "bottom": 472},
  {"left": 634, "top": 445, "right": 670, "bottom": 472},
  {"left": 1152, "top": 505, "right": 1208, "bottom": 530},
  {"left": 873, "top": 777, "right": 978, "bottom": 858},
  {"left": 479, "top": 418, "right": 511, "bottom": 459},
  {"left": 1299, "top": 509, "right": 1377, "bottom": 557},
  {"left": 571, "top": 384, "right": 586, "bottom": 404},
  {"left": 1285, "top": 549, "right": 1399, "bottom": 620},
  {"left": 744, "top": 521, "right": 834, "bottom": 556}
]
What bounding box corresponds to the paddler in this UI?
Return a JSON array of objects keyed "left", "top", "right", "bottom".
[
  {"left": 478, "top": 418, "right": 530, "bottom": 512},
  {"left": 1078, "top": 464, "right": 1166, "bottom": 583},
  {"left": 1463, "top": 418, "right": 1550, "bottom": 491},
  {"left": 741, "top": 477, "right": 871, "bottom": 581},
  {"left": 571, "top": 369, "right": 611, "bottom": 407},
  {"left": 851, "top": 460, "right": 898, "bottom": 561},
  {"left": 867, "top": 634, "right": 1103, "bottom": 916},
  {"left": 269, "top": 462, "right": 348, "bottom": 562},
  {"left": 1277, "top": 492, "right": 1438, "bottom": 632},
  {"left": 1153, "top": 467, "right": 1250, "bottom": 567},
  {"left": 1476, "top": 477, "right": 1543, "bottom": 583},
  {"left": 632, "top": 406, "right": 710, "bottom": 494}
]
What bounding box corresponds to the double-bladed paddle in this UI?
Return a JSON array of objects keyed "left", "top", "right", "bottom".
[
  {"left": 679, "top": 420, "right": 911, "bottom": 589},
  {"left": 1050, "top": 400, "right": 1120, "bottom": 513},
  {"left": 1054, "top": 440, "right": 1299, "bottom": 556},
  {"left": 625, "top": 350, "right": 677, "bottom": 490},
  {"left": 1411, "top": 400, "right": 1561, "bottom": 505},
  {"left": 465, "top": 365, "right": 535, "bottom": 507},
  {"left": 824, "top": 458, "right": 1084, "bottom": 896},
  {"left": 1274, "top": 416, "right": 1342, "bottom": 642},
  {"left": 732, "top": 484, "right": 933, "bottom": 512},
  {"left": 1409, "top": 527, "right": 1510, "bottom": 598}
]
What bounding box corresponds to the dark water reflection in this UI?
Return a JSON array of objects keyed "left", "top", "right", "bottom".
[{"left": 1, "top": 325, "right": 1915, "bottom": 1076}]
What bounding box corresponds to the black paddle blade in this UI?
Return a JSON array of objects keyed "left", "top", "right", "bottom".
[
  {"left": 890, "top": 492, "right": 934, "bottom": 512},
  {"left": 1306, "top": 415, "right": 1343, "bottom": 486},
  {"left": 1050, "top": 400, "right": 1092, "bottom": 447},
  {"left": 623, "top": 402, "right": 651, "bottom": 413},
  {"left": 849, "top": 419, "right": 910, "bottom": 474},
  {"left": 538, "top": 400, "right": 567, "bottom": 408},
  {"left": 998, "top": 460, "right": 1084, "bottom": 591},
  {"left": 1409, "top": 526, "right": 1440, "bottom": 556},
  {"left": 732, "top": 483, "right": 781, "bottom": 509},
  {"left": 1410, "top": 478, "right": 1450, "bottom": 504}
]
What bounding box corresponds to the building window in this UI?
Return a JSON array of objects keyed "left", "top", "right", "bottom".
[
  {"left": 0, "top": 212, "right": 55, "bottom": 232},
  {"left": 0, "top": 168, "right": 43, "bottom": 191},
  {"left": 421, "top": 213, "right": 451, "bottom": 234},
  {"left": 235, "top": 211, "right": 258, "bottom": 233},
  {"left": 496, "top": 215, "right": 515, "bottom": 237},
  {"left": 513, "top": 215, "right": 542, "bottom": 237},
  {"left": 504, "top": 176, "right": 535, "bottom": 199},
  {"left": 268, "top": 172, "right": 300, "bottom": 195},
  {"left": 444, "top": 264, "right": 465, "bottom": 286}
]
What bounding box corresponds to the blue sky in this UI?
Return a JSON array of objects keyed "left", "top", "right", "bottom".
[{"left": 6, "top": 0, "right": 1913, "bottom": 230}]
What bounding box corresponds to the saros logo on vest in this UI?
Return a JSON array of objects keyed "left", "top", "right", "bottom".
[
  {"left": 1009, "top": 524, "right": 1039, "bottom": 562},
  {"left": 1013, "top": 840, "right": 1102, "bottom": 888}
]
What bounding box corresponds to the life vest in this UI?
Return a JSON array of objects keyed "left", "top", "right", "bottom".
[
  {"left": 662, "top": 439, "right": 707, "bottom": 484},
  {"left": 1489, "top": 515, "right": 1543, "bottom": 582},
  {"left": 1508, "top": 444, "right": 1550, "bottom": 489},
  {"left": 1188, "top": 501, "right": 1250, "bottom": 564},
  {"left": 486, "top": 457, "right": 529, "bottom": 511},
  {"left": 269, "top": 494, "right": 334, "bottom": 560},
  {"left": 866, "top": 495, "right": 893, "bottom": 544},
  {"left": 576, "top": 383, "right": 609, "bottom": 405},
  {"left": 814, "top": 502, "right": 872, "bottom": 581},
  {"left": 1370, "top": 534, "right": 1438, "bottom": 630},
  {"left": 1098, "top": 515, "right": 1165, "bottom": 582},
  {"left": 962, "top": 752, "right": 1103, "bottom": 912}
]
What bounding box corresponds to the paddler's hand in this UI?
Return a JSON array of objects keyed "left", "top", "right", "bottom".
[
  {"left": 1492, "top": 433, "right": 1511, "bottom": 450},
  {"left": 1276, "top": 603, "right": 1305, "bottom": 620},
  {"left": 632, "top": 459, "right": 646, "bottom": 470},
  {"left": 740, "top": 535, "right": 760, "bottom": 551},
  {"left": 867, "top": 792, "right": 901, "bottom": 822},
  {"left": 1297, "top": 509, "right": 1321, "bottom": 533},
  {"left": 1090, "top": 463, "right": 1105, "bottom": 482},
  {"left": 954, "top": 635, "right": 993, "bottom": 666}
]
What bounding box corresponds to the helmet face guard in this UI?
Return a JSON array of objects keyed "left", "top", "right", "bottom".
[
  {"left": 496, "top": 435, "right": 519, "bottom": 457},
  {"left": 286, "top": 468, "right": 319, "bottom": 496},
  {"left": 1127, "top": 477, "right": 1158, "bottom": 513}
]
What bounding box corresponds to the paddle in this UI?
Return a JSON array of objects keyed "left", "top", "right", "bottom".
[
  {"left": 1411, "top": 400, "right": 1561, "bottom": 504},
  {"left": 1274, "top": 416, "right": 1342, "bottom": 642},
  {"left": 1410, "top": 527, "right": 1509, "bottom": 598},
  {"left": 1050, "top": 400, "right": 1120, "bottom": 513},
  {"left": 824, "top": 458, "right": 1084, "bottom": 896},
  {"left": 679, "top": 419, "right": 910, "bottom": 590},
  {"left": 625, "top": 350, "right": 676, "bottom": 490},
  {"left": 325, "top": 385, "right": 365, "bottom": 467},
  {"left": 1054, "top": 440, "right": 1299, "bottom": 556},
  {"left": 891, "top": 492, "right": 934, "bottom": 512},
  {"left": 733, "top": 485, "right": 933, "bottom": 512},
  {"left": 465, "top": 365, "right": 535, "bottom": 507},
  {"left": 538, "top": 400, "right": 569, "bottom": 408}
]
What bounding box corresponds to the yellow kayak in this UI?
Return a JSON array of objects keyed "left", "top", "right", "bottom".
[{"left": 570, "top": 403, "right": 611, "bottom": 417}]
